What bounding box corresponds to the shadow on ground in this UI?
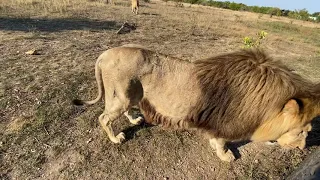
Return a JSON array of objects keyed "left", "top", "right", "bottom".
[
  {"left": 228, "top": 140, "right": 251, "bottom": 159},
  {"left": 307, "top": 116, "right": 320, "bottom": 147},
  {"left": 140, "top": 12, "right": 160, "bottom": 16},
  {"left": 122, "top": 122, "right": 155, "bottom": 142},
  {"left": 0, "top": 17, "right": 120, "bottom": 32}
]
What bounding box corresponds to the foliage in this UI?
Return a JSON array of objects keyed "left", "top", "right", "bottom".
[
  {"left": 183, "top": 0, "right": 202, "bottom": 4},
  {"left": 243, "top": 31, "right": 267, "bottom": 48},
  {"left": 268, "top": 7, "right": 282, "bottom": 17},
  {"left": 167, "top": 0, "right": 318, "bottom": 23},
  {"left": 297, "top": 9, "right": 310, "bottom": 20},
  {"left": 287, "top": 9, "right": 314, "bottom": 21}
]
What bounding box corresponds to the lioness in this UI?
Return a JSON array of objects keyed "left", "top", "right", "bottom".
[
  {"left": 131, "top": 0, "right": 139, "bottom": 14},
  {"left": 104, "top": 0, "right": 114, "bottom": 5},
  {"left": 73, "top": 45, "right": 320, "bottom": 162}
]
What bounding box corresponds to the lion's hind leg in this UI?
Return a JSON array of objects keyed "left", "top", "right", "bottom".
[
  {"left": 209, "top": 138, "right": 235, "bottom": 162},
  {"left": 99, "top": 106, "right": 127, "bottom": 144},
  {"left": 124, "top": 79, "right": 144, "bottom": 125},
  {"left": 99, "top": 75, "right": 144, "bottom": 143},
  {"left": 99, "top": 87, "right": 131, "bottom": 143}
]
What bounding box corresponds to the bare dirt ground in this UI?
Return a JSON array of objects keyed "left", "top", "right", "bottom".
[{"left": 1, "top": 0, "right": 320, "bottom": 179}]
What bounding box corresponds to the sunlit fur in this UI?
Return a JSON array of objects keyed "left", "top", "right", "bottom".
[
  {"left": 73, "top": 45, "right": 320, "bottom": 161},
  {"left": 131, "top": 0, "right": 139, "bottom": 14},
  {"left": 141, "top": 49, "right": 320, "bottom": 141}
]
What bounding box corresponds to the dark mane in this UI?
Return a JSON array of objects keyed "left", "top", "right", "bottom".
[{"left": 140, "top": 49, "right": 320, "bottom": 141}]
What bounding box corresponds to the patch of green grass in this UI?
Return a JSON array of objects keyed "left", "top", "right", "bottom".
[
  {"left": 258, "top": 21, "right": 320, "bottom": 47},
  {"left": 263, "top": 21, "right": 300, "bottom": 33},
  {"left": 33, "top": 75, "right": 89, "bottom": 129},
  {"left": 0, "top": 99, "right": 9, "bottom": 110},
  {"left": 303, "top": 30, "right": 320, "bottom": 47},
  {"left": 0, "top": 71, "right": 94, "bottom": 177}
]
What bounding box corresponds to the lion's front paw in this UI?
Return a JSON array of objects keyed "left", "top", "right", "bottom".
[
  {"left": 111, "top": 132, "right": 126, "bottom": 144},
  {"left": 218, "top": 149, "right": 236, "bottom": 162},
  {"left": 130, "top": 116, "right": 144, "bottom": 125},
  {"left": 265, "top": 141, "right": 278, "bottom": 146}
]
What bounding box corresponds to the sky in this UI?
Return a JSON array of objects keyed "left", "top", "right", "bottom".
[{"left": 220, "top": 0, "right": 319, "bottom": 14}]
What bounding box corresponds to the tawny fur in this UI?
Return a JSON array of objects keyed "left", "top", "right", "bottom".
[
  {"left": 104, "top": 0, "right": 114, "bottom": 5},
  {"left": 131, "top": 0, "right": 139, "bottom": 14},
  {"left": 73, "top": 45, "right": 320, "bottom": 162}
]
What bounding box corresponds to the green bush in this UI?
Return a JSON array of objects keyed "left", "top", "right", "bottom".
[
  {"left": 161, "top": 0, "right": 315, "bottom": 23},
  {"left": 243, "top": 31, "right": 267, "bottom": 48}
]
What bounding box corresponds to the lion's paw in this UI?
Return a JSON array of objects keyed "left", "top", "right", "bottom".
[
  {"left": 111, "top": 132, "right": 126, "bottom": 144},
  {"left": 130, "top": 116, "right": 144, "bottom": 125},
  {"left": 218, "top": 149, "right": 235, "bottom": 162}
]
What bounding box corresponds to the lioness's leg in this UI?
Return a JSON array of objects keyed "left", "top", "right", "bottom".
[
  {"left": 99, "top": 73, "right": 142, "bottom": 142},
  {"left": 99, "top": 95, "right": 130, "bottom": 143},
  {"left": 124, "top": 110, "right": 143, "bottom": 125},
  {"left": 209, "top": 138, "right": 235, "bottom": 162},
  {"left": 135, "top": 6, "right": 138, "bottom": 15},
  {"left": 99, "top": 111, "right": 126, "bottom": 143}
]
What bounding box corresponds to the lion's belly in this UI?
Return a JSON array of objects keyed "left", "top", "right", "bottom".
[{"left": 142, "top": 72, "right": 201, "bottom": 119}]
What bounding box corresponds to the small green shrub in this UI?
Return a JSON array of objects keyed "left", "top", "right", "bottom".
[{"left": 243, "top": 31, "right": 267, "bottom": 48}]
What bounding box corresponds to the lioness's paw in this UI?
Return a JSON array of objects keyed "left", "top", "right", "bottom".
[
  {"left": 218, "top": 149, "right": 236, "bottom": 162},
  {"left": 111, "top": 132, "right": 126, "bottom": 144},
  {"left": 130, "top": 116, "right": 144, "bottom": 125},
  {"left": 265, "top": 141, "right": 277, "bottom": 146}
]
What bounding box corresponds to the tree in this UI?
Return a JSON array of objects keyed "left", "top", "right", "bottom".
[
  {"left": 297, "top": 8, "right": 310, "bottom": 20},
  {"left": 229, "top": 2, "right": 241, "bottom": 11},
  {"left": 288, "top": 11, "right": 298, "bottom": 19}
]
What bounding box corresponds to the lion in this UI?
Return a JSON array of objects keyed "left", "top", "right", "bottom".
[
  {"left": 104, "top": 0, "right": 114, "bottom": 5},
  {"left": 131, "top": 0, "right": 139, "bottom": 14},
  {"left": 73, "top": 45, "right": 320, "bottom": 162}
]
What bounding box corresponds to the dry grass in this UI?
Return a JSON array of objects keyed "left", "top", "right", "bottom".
[
  {"left": 1, "top": 0, "right": 72, "bottom": 15},
  {"left": 0, "top": 0, "right": 320, "bottom": 179},
  {"left": 0, "top": 0, "right": 113, "bottom": 17}
]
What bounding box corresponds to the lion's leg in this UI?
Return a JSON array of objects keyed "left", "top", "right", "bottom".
[
  {"left": 98, "top": 111, "right": 125, "bottom": 143},
  {"left": 209, "top": 138, "right": 235, "bottom": 162},
  {"left": 124, "top": 110, "right": 143, "bottom": 125},
  {"left": 99, "top": 73, "right": 143, "bottom": 142},
  {"left": 99, "top": 92, "right": 130, "bottom": 143}
]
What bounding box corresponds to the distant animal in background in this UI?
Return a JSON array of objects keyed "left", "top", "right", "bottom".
[
  {"left": 131, "top": 0, "right": 139, "bottom": 14},
  {"left": 73, "top": 45, "right": 320, "bottom": 162},
  {"left": 104, "top": 0, "right": 114, "bottom": 5},
  {"left": 104, "top": 0, "right": 138, "bottom": 14}
]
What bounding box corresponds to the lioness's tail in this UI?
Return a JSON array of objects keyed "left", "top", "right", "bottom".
[{"left": 73, "top": 58, "right": 104, "bottom": 106}]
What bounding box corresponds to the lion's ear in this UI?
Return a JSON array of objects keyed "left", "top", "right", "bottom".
[
  {"left": 282, "top": 99, "right": 299, "bottom": 114},
  {"left": 304, "top": 123, "right": 312, "bottom": 132}
]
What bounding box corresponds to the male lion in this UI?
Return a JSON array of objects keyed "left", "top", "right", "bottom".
[
  {"left": 73, "top": 45, "right": 320, "bottom": 162},
  {"left": 131, "top": 0, "right": 139, "bottom": 14}
]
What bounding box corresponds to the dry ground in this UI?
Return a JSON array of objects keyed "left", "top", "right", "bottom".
[{"left": 1, "top": 0, "right": 320, "bottom": 179}]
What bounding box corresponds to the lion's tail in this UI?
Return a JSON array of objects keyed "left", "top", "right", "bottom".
[{"left": 73, "top": 58, "right": 104, "bottom": 106}]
